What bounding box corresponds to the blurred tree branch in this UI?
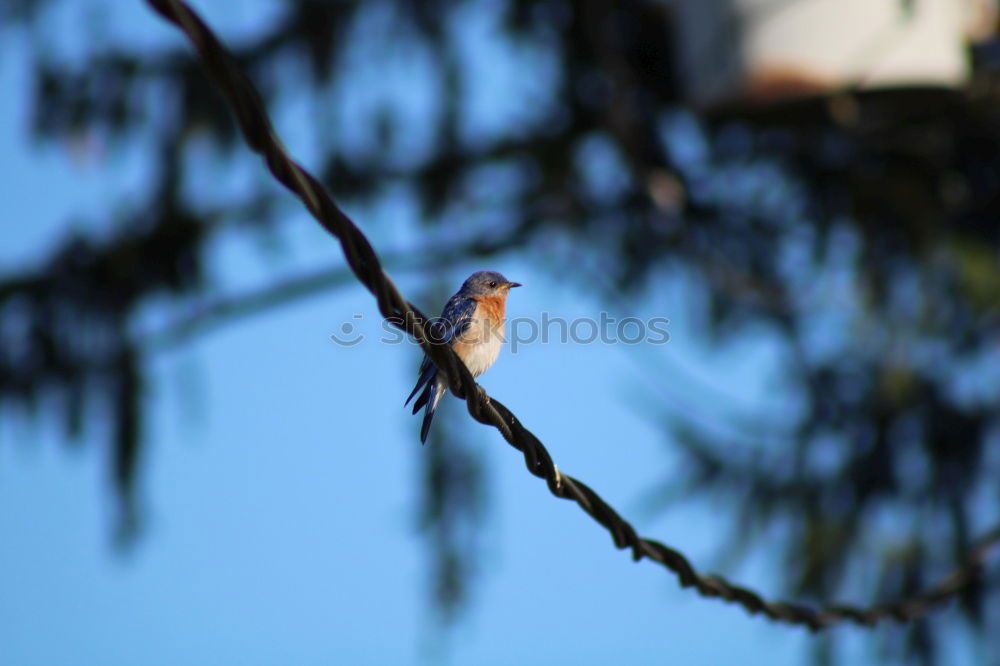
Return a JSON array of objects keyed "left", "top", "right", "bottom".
[{"left": 3, "top": 1, "right": 1000, "bottom": 661}]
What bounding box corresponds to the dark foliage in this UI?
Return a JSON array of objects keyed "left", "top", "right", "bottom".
[{"left": 2, "top": 1, "right": 1000, "bottom": 661}]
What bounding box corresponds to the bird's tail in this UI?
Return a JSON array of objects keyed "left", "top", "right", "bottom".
[
  {"left": 415, "top": 375, "right": 445, "bottom": 445},
  {"left": 405, "top": 359, "right": 436, "bottom": 408},
  {"left": 406, "top": 357, "right": 446, "bottom": 444}
]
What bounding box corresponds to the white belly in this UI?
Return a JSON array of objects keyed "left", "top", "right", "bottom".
[{"left": 457, "top": 320, "right": 503, "bottom": 377}]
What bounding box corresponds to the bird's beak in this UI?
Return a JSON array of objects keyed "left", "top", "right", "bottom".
[{"left": 506, "top": 281, "right": 522, "bottom": 289}]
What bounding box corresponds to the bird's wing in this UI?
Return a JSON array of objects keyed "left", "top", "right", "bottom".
[
  {"left": 438, "top": 294, "right": 477, "bottom": 344},
  {"left": 404, "top": 295, "right": 477, "bottom": 408}
]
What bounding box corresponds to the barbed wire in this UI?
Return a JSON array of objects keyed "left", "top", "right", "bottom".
[{"left": 145, "top": 0, "right": 1000, "bottom": 632}]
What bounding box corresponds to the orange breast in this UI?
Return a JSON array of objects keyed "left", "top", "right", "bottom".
[{"left": 477, "top": 295, "right": 507, "bottom": 329}]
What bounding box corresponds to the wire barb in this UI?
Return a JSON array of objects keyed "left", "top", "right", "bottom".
[{"left": 145, "top": 0, "right": 1000, "bottom": 631}]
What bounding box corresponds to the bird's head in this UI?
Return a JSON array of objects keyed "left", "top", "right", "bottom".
[{"left": 461, "top": 271, "right": 522, "bottom": 298}]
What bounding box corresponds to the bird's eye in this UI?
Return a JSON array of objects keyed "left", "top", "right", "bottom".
[{"left": 489, "top": 280, "right": 498, "bottom": 288}]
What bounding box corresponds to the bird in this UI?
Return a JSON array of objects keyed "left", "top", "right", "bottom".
[{"left": 405, "top": 270, "right": 521, "bottom": 444}]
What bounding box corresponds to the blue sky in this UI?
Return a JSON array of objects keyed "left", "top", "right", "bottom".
[{"left": 0, "top": 2, "right": 985, "bottom": 665}]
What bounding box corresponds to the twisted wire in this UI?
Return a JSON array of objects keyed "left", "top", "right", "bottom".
[{"left": 145, "top": 0, "right": 1000, "bottom": 632}]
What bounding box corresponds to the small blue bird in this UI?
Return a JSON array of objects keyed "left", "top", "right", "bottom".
[{"left": 405, "top": 271, "right": 521, "bottom": 443}]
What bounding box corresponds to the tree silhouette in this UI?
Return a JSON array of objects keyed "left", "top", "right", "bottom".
[{"left": 2, "top": 1, "right": 999, "bottom": 662}]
